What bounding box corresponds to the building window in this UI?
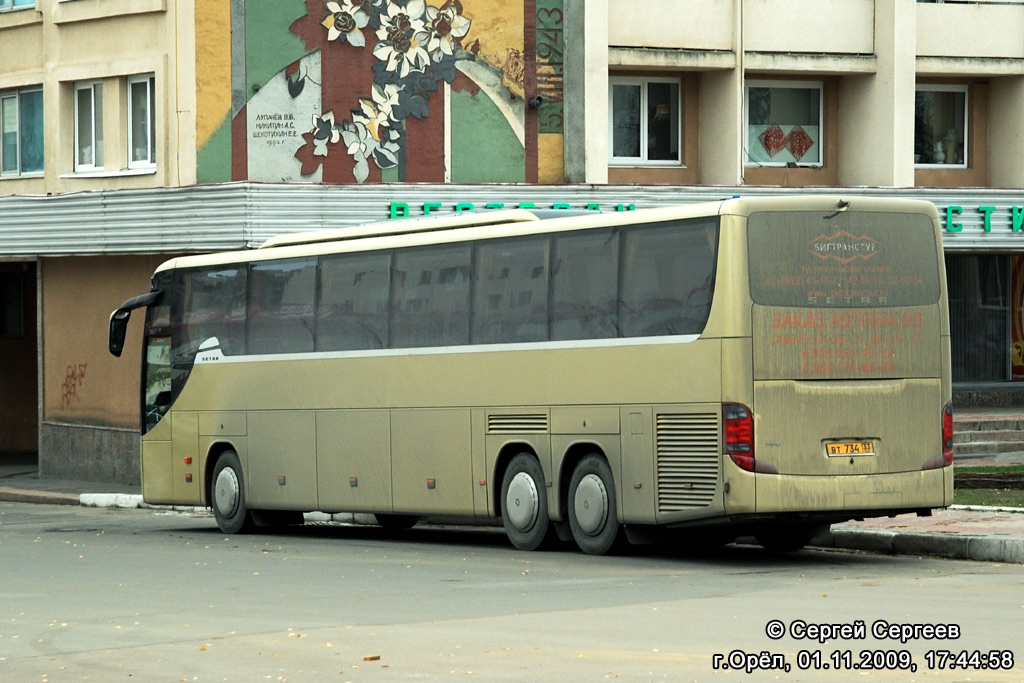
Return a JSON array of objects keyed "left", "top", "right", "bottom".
[
  {"left": 946, "top": 254, "right": 1007, "bottom": 381},
  {"left": 0, "top": 0, "right": 34, "bottom": 11},
  {"left": 128, "top": 74, "right": 155, "bottom": 167},
  {"left": 915, "top": 86, "right": 967, "bottom": 167},
  {"left": 1, "top": 87, "right": 43, "bottom": 176},
  {"left": 745, "top": 80, "right": 822, "bottom": 167},
  {"left": 609, "top": 77, "right": 681, "bottom": 165},
  {"left": 74, "top": 81, "right": 103, "bottom": 171}
]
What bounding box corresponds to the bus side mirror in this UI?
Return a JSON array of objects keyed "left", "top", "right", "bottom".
[{"left": 109, "top": 308, "right": 131, "bottom": 357}]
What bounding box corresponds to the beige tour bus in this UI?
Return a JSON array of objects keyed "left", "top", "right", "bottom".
[{"left": 109, "top": 196, "right": 952, "bottom": 554}]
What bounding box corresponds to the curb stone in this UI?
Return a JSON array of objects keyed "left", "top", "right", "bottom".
[{"left": 820, "top": 528, "right": 1024, "bottom": 563}]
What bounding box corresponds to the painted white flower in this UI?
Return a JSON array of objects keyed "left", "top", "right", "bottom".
[
  {"left": 373, "top": 1, "right": 430, "bottom": 77},
  {"left": 321, "top": 0, "right": 370, "bottom": 47},
  {"left": 373, "top": 33, "right": 430, "bottom": 77},
  {"left": 353, "top": 83, "right": 402, "bottom": 142},
  {"left": 341, "top": 120, "right": 372, "bottom": 159},
  {"left": 423, "top": 4, "right": 471, "bottom": 61},
  {"left": 311, "top": 111, "right": 341, "bottom": 157}
]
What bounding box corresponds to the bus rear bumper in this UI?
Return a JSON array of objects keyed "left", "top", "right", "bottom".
[{"left": 725, "top": 459, "right": 951, "bottom": 517}]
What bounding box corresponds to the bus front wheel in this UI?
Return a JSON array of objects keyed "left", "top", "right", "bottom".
[
  {"left": 501, "top": 453, "right": 554, "bottom": 551},
  {"left": 211, "top": 450, "right": 255, "bottom": 534},
  {"left": 568, "top": 455, "right": 622, "bottom": 555}
]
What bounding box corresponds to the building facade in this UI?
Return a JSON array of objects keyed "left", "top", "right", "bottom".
[{"left": 3, "top": 0, "right": 1024, "bottom": 483}]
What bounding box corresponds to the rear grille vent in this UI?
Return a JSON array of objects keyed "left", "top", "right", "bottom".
[
  {"left": 656, "top": 413, "right": 719, "bottom": 512},
  {"left": 487, "top": 413, "right": 548, "bottom": 433}
]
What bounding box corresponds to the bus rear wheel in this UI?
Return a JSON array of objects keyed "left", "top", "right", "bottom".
[
  {"left": 374, "top": 514, "right": 419, "bottom": 530},
  {"left": 567, "top": 455, "right": 622, "bottom": 555},
  {"left": 211, "top": 450, "right": 255, "bottom": 534},
  {"left": 501, "top": 453, "right": 554, "bottom": 551},
  {"left": 755, "top": 522, "right": 828, "bottom": 553}
]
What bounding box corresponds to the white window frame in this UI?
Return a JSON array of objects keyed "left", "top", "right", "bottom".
[
  {"left": 608, "top": 76, "right": 683, "bottom": 167},
  {"left": 74, "top": 80, "right": 103, "bottom": 171},
  {"left": 127, "top": 74, "right": 156, "bottom": 168},
  {"left": 744, "top": 79, "right": 824, "bottom": 168},
  {"left": 914, "top": 84, "right": 968, "bottom": 169},
  {"left": 1, "top": 87, "right": 43, "bottom": 177}
]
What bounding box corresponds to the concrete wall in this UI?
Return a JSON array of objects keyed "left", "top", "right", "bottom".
[
  {"left": 917, "top": 2, "right": 1024, "bottom": 60},
  {"left": 609, "top": 0, "right": 734, "bottom": 50},
  {"left": 38, "top": 255, "right": 170, "bottom": 484},
  {"left": 744, "top": 0, "right": 874, "bottom": 55},
  {"left": 39, "top": 423, "right": 139, "bottom": 484}
]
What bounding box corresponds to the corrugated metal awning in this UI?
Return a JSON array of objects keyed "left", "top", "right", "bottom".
[{"left": 1, "top": 182, "right": 1022, "bottom": 256}]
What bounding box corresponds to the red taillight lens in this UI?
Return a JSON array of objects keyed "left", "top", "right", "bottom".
[
  {"left": 942, "top": 402, "right": 954, "bottom": 467},
  {"left": 724, "top": 403, "right": 755, "bottom": 471}
]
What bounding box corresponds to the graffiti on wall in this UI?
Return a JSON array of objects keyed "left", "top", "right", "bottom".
[{"left": 61, "top": 363, "right": 87, "bottom": 409}]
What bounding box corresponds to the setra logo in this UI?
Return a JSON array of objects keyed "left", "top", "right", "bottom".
[{"left": 809, "top": 231, "right": 881, "bottom": 264}]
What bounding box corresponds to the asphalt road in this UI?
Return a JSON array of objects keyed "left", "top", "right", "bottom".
[{"left": 1, "top": 502, "right": 1022, "bottom": 682}]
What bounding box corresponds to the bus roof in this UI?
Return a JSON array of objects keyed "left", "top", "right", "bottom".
[
  {"left": 153, "top": 196, "right": 937, "bottom": 274},
  {"left": 258, "top": 208, "right": 543, "bottom": 249}
]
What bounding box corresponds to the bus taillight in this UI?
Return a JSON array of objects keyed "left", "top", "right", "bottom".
[
  {"left": 724, "top": 403, "right": 755, "bottom": 471},
  {"left": 942, "top": 402, "right": 954, "bottom": 467}
]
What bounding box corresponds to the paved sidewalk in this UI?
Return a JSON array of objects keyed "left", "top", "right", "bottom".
[{"left": 1, "top": 455, "right": 1022, "bottom": 563}]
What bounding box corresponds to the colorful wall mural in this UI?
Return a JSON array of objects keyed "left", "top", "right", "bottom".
[{"left": 197, "top": 0, "right": 564, "bottom": 186}]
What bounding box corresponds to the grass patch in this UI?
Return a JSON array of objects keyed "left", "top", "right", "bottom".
[
  {"left": 954, "top": 464, "right": 1024, "bottom": 475},
  {"left": 952, "top": 488, "right": 1024, "bottom": 508}
]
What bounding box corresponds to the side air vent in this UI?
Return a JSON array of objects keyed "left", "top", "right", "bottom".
[
  {"left": 487, "top": 413, "right": 548, "bottom": 433},
  {"left": 656, "top": 413, "right": 719, "bottom": 512}
]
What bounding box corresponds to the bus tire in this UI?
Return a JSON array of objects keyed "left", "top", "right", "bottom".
[
  {"left": 568, "top": 455, "right": 622, "bottom": 555},
  {"left": 755, "top": 522, "right": 828, "bottom": 553},
  {"left": 374, "top": 514, "right": 419, "bottom": 530},
  {"left": 501, "top": 453, "right": 554, "bottom": 551},
  {"left": 211, "top": 450, "right": 255, "bottom": 534}
]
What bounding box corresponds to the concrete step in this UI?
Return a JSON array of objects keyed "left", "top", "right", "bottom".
[
  {"left": 954, "top": 417, "right": 1024, "bottom": 433},
  {"left": 955, "top": 429, "right": 1024, "bottom": 444},
  {"left": 952, "top": 410, "right": 1024, "bottom": 460},
  {"left": 955, "top": 440, "right": 1024, "bottom": 458}
]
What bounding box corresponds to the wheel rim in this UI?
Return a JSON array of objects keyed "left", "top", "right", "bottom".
[
  {"left": 573, "top": 473, "right": 608, "bottom": 535},
  {"left": 214, "top": 467, "right": 240, "bottom": 517},
  {"left": 505, "top": 471, "right": 539, "bottom": 532}
]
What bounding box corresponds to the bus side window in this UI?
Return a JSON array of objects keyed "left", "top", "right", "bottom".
[
  {"left": 317, "top": 252, "right": 390, "bottom": 351},
  {"left": 551, "top": 229, "right": 618, "bottom": 340},
  {"left": 619, "top": 220, "right": 716, "bottom": 337},
  {"left": 472, "top": 237, "right": 549, "bottom": 344},
  {"left": 248, "top": 258, "right": 317, "bottom": 355},
  {"left": 391, "top": 244, "right": 471, "bottom": 348},
  {"left": 179, "top": 267, "right": 247, "bottom": 361}
]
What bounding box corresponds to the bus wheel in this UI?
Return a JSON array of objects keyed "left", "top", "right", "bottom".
[
  {"left": 501, "top": 453, "right": 554, "bottom": 551},
  {"left": 755, "top": 522, "right": 828, "bottom": 553},
  {"left": 568, "top": 455, "right": 622, "bottom": 555},
  {"left": 212, "top": 450, "right": 255, "bottom": 534},
  {"left": 374, "top": 514, "right": 419, "bottom": 530}
]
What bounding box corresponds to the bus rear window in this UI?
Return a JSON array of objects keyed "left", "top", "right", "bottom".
[{"left": 747, "top": 210, "right": 941, "bottom": 307}]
